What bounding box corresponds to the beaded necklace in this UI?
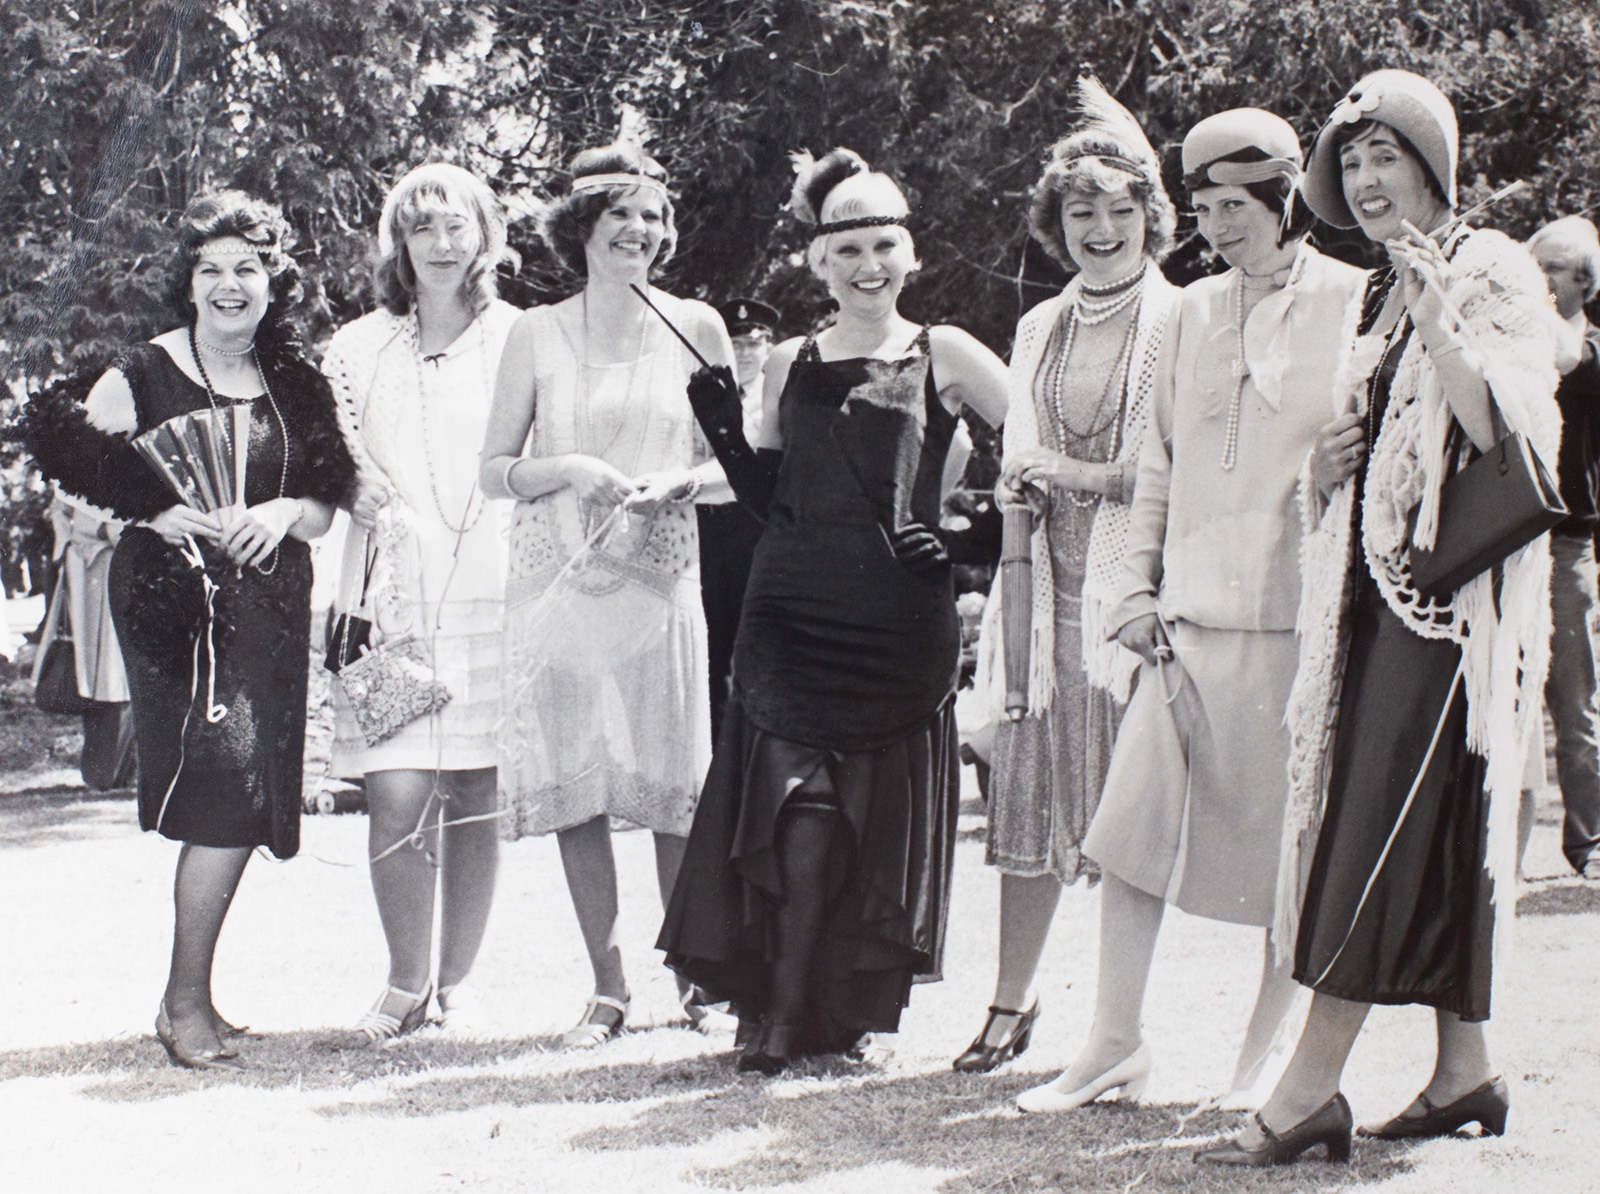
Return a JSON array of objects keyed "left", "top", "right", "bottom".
[
  {"left": 1218, "top": 252, "right": 1307, "bottom": 471},
  {"left": 1041, "top": 277, "right": 1144, "bottom": 509},
  {"left": 413, "top": 313, "right": 488, "bottom": 535},
  {"left": 1072, "top": 262, "right": 1147, "bottom": 325},
  {"left": 580, "top": 290, "right": 648, "bottom": 467},
  {"left": 194, "top": 333, "right": 255, "bottom": 358},
  {"left": 188, "top": 324, "right": 290, "bottom": 574}
]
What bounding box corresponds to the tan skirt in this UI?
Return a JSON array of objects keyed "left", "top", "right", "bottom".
[{"left": 1083, "top": 620, "right": 1296, "bottom": 927}]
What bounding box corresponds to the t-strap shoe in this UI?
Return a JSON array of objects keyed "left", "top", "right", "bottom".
[
  {"left": 952, "top": 998, "right": 1041, "bottom": 1073},
  {"left": 356, "top": 982, "right": 433, "bottom": 1042},
  {"left": 1196, "top": 1092, "right": 1353, "bottom": 1167},
  {"left": 1357, "top": 1077, "right": 1509, "bottom": 1139},
  {"left": 561, "top": 994, "right": 629, "bottom": 1049}
]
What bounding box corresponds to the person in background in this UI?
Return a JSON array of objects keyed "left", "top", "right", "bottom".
[
  {"left": 1525, "top": 216, "right": 1600, "bottom": 881},
  {"left": 699, "top": 298, "right": 780, "bottom": 741}
]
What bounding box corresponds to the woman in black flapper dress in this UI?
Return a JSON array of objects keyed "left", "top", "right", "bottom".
[
  {"left": 659, "top": 149, "right": 1008, "bottom": 1073},
  {"left": 26, "top": 192, "right": 353, "bottom": 1071}
]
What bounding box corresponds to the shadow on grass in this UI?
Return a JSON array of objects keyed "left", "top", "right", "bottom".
[
  {"left": 1517, "top": 880, "right": 1600, "bottom": 917},
  {"left": 0, "top": 786, "right": 135, "bottom": 848},
  {"left": 0, "top": 1028, "right": 1426, "bottom": 1191}
]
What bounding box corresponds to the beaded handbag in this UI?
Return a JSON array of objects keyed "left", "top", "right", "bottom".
[{"left": 335, "top": 635, "right": 452, "bottom": 748}]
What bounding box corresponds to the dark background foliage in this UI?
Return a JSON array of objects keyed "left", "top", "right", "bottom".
[{"left": 2, "top": 0, "right": 1598, "bottom": 578}]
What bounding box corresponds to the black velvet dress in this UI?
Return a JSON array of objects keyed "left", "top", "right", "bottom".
[
  {"left": 1293, "top": 278, "right": 1495, "bottom": 1021},
  {"left": 62, "top": 342, "right": 353, "bottom": 860},
  {"left": 659, "top": 330, "right": 961, "bottom": 1047}
]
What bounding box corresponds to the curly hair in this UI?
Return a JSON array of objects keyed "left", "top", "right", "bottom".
[
  {"left": 374, "top": 163, "right": 514, "bottom": 316},
  {"left": 1183, "top": 147, "right": 1316, "bottom": 246},
  {"left": 161, "top": 190, "right": 301, "bottom": 337},
  {"left": 541, "top": 143, "right": 676, "bottom": 277},
  {"left": 1027, "top": 138, "right": 1177, "bottom": 268}
]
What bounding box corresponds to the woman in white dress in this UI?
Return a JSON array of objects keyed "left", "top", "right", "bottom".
[
  {"left": 323, "top": 163, "right": 520, "bottom": 1039},
  {"left": 480, "top": 143, "right": 734, "bottom": 1047}
]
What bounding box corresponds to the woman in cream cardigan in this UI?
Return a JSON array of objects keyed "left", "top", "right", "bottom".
[{"left": 1016, "top": 109, "right": 1369, "bottom": 1113}]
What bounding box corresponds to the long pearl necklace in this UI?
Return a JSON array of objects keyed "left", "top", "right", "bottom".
[
  {"left": 1042, "top": 276, "right": 1143, "bottom": 509},
  {"left": 580, "top": 290, "right": 647, "bottom": 466},
  {"left": 413, "top": 313, "right": 488, "bottom": 535},
  {"left": 1072, "top": 262, "right": 1147, "bottom": 325},
  {"left": 1219, "top": 253, "right": 1306, "bottom": 471},
  {"left": 188, "top": 324, "right": 290, "bottom": 574}
]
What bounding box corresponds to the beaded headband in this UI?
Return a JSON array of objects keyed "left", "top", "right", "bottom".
[
  {"left": 196, "top": 236, "right": 270, "bottom": 258},
  {"left": 813, "top": 213, "right": 908, "bottom": 236},
  {"left": 570, "top": 172, "right": 670, "bottom": 199},
  {"left": 1057, "top": 151, "right": 1150, "bottom": 180}
]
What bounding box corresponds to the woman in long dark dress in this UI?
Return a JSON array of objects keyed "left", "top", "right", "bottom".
[
  {"left": 33, "top": 191, "right": 354, "bottom": 1069},
  {"left": 1198, "top": 71, "right": 1560, "bottom": 1167},
  {"left": 659, "top": 149, "right": 1009, "bottom": 1073}
]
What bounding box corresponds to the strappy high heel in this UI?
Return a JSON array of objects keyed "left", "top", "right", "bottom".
[
  {"left": 561, "top": 993, "right": 629, "bottom": 1049},
  {"left": 356, "top": 982, "right": 433, "bottom": 1042},
  {"left": 952, "top": 998, "right": 1041, "bottom": 1073}
]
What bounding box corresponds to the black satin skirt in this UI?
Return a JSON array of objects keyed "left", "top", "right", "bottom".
[
  {"left": 657, "top": 687, "right": 959, "bottom": 1048},
  {"left": 1294, "top": 581, "right": 1494, "bottom": 1021}
]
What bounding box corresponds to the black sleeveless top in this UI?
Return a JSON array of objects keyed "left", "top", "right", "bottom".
[{"left": 732, "top": 329, "right": 960, "bottom": 752}]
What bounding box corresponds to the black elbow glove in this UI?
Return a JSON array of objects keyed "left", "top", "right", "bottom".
[
  {"left": 688, "top": 365, "right": 781, "bottom": 519},
  {"left": 887, "top": 523, "right": 949, "bottom": 573}
]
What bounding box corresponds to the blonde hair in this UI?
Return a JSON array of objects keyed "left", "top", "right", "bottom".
[
  {"left": 800, "top": 165, "right": 917, "bottom": 279},
  {"left": 375, "top": 163, "right": 512, "bottom": 316},
  {"left": 1529, "top": 215, "right": 1600, "bottom": 301}
]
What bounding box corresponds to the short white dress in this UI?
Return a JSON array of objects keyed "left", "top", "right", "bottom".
[{"left": 322, "top": 300, "right": 519, "bottom": 774}]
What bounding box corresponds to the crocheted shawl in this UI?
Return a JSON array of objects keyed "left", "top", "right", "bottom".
[
  {"left": 976, "top": 269, "right": 1178, "bottom": 715},
  {"left": 1274, "top": 227, "right": 1560, "bottom": 963}
]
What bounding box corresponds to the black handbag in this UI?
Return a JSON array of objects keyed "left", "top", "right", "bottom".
[
  {"left": 324, "top": 537, "right": 377, "bottom": 674},
  {"left": 1410, "top": 428, "right": 1567, "bottom": 598}
]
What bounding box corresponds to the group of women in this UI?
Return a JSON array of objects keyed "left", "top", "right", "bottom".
[{"left": 36, "top": 63, "right": 1565, "bottom": 1170}]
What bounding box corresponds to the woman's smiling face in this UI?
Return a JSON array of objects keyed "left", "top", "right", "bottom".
[
  {"left": 584, "top": 188, "right": 666, "bottom": 276},
  {"left": 403, "top": 198, "right": 481, "bottom": 299},
  {"left": 190, "top": 246, "right": 271, "bottom": 340},
  {"left": 818, "top": 225, "right": 916, "bottom": 312},
  {"left": 1339, "top": 123, "right": 1449, "bottom": 243},
  {"left": 1060, "top": 183, "right": 1146, "bottom": 284},
  {"left": 1191, "top": 183, "right": 1284, "bottom": 275}
]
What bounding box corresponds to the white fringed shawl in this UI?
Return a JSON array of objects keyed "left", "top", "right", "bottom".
[
  {"left": 975, "top": 270, "right": 1179, "bottom": 717},
  {"left": 1275, "top": 228, "right": 1560, "bottom": 966}
]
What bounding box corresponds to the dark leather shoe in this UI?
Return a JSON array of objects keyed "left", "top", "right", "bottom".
[
  {"left": 952, "top": 999, "right": 1041, "bottom": 1073},
  {"left": 1196, "top": 1092, "right": 1352, "bottom": 1167},
  {"left": 155, "top": 1003, "right": 245, "bottom": 1072},
  {"left": 737, "top": 1021, "right": 800, "bottom": 1076},
  {"left": 1357, "top": 1076, "right": 1509, "bottom": 1139}
]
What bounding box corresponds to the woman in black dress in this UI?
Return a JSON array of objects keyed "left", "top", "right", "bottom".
[
  {"left": 33, "top": 191, "right": 354, "bottom": 1069},
  {"left": 1198, "top": 71, "right": 1560, "bottom": 1166},
  {"left": 659, "top": 149, "right": 1008, "bottom": 1073}
]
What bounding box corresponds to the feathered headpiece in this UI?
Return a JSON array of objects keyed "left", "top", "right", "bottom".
[
  {"left": 787, "top": 148, "right": 907, "bottom": 236},
  {"left": 1053, "top": 76, "right": 1162, "bottom": 187}
]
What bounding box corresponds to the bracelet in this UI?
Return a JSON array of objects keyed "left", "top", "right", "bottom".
[{"left": 673, "top": 471, "right": 704, "bottom": 504}]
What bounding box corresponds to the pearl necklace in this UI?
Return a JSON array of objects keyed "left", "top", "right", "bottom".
[
  {"left": 1042, "top": 279, "right": 1143, "bottom": 509},
  {"left": 187, "top": 324, "right": 290, "bottom": 574},
  {"left": 1072, "top": 263, "right": 1147, "bottom": 325},
  {"left": 413, "top": 314, "right": 488, "bottom": 536},
  {"left": 1219, "top": 253, "right": 1306, "bottom": 471},
  {"left": 195, "top": 333, "right": 256, "bottom": 358}
]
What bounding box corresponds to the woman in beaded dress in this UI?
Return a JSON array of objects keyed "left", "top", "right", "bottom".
[
  {"left": 480, "top": 144, "right": 735, "bottom": 1047},
  {"left": 952, "top": 79, "right": 1180, "bottom": 1077},
  {"left": 322, "top": 164, "right": 520, "bottom": 1041},
  {"left": 27, "top": 191, "right": 354, "bottom": 1069},
  {"left": 1016, "top": 110, "right": 1370, "bottom": 1114},
  {"left": 658, "top": 148, "right": 1009, "bottom": 1074},
  {"left": 1200, "top": 71, "right": 1559, "bottom": 1168}
]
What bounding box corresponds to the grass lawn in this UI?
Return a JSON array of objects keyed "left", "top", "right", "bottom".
[{"left": 1, "top": 684, "right": 1597, "bottom": 1191}]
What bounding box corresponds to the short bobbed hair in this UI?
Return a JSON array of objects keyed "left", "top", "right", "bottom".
[
  {"left": 1528, "top": 215, "right": 1600, "bottom": 302},
  {"left": 541, "top": 143, "right": 676, "bottom": 277},
  {"left": 1184, "top": 148, "right": 1316, "bottom": 246},
  {"left": 1028, "top": 137, "right": 1177, "bottom": 268},
  {"left": 1329, "top": 120, "right": 1448, "bottom": 207},
  {"left": 803, "top": 170, "right": 918, "bottom": 280},
  {"left": 162, "top": 190, "right": 300, "bottom": 331},
  {"left": 375, "top": 163, "right": 512, "bottom": 316}
]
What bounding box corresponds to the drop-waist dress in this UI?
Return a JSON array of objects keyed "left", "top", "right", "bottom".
[{"left": 658, "top": 330, "right": 961, "bottom": 1043}]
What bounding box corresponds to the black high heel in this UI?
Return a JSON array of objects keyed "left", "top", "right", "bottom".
[
  {"left": 1195, "top": 1092, "right": 1353, "bottom": 1167},
  {"left": 1357, "top": 1077, "right": 1510, "bottom": 1139},
  {"left": 155, "top": 1003, "right": 245, "bottom": 1072},
  {"left": 737, "top": 1021, "right": 801, "bottom": 1075},
  {"left": 951, "top": 999, "right": 1041, "bottom": 1073}
]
